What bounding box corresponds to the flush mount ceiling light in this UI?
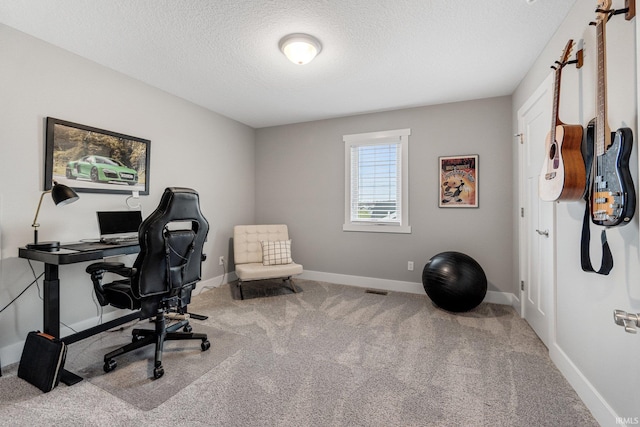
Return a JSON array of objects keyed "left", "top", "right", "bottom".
[{"left": 279, "top": 33, "right": 322, "bottom": 65}]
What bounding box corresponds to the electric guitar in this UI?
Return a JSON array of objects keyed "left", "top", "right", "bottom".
[
  {"left": 587, "top": 0, "right": 635, "bottom": 226},
  {"left": 538, "top": 39, "right": 585, "bottom": 202}
]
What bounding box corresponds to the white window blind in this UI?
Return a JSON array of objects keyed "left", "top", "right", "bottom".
[
  {"left": 343, "top": 128, "right": 411, "bottom": 234},
  {"left": 350, "top": 142, "right": 401, "bottom": 224}
]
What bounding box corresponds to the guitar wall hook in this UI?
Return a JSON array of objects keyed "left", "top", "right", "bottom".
[
  {"left": 567, "top": 49, "right": 583, "bottom": 69},
  {"left": 626, "top": 0, "right": 636, "bottom": 20},
  {"left": 550, "top": 50, "right": 583, "bottom": 70},
  {"left": 590, "top": 0, "right": 635, "bottom": 23}
]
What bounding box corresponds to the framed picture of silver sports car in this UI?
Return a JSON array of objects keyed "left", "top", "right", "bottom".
[{"left": 44, "top": 117, "right": 150, "bottom": 195}]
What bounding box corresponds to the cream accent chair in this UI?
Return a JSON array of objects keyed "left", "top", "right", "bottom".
[{"left": 233, "top": 224, "right": 303, "bottom": 299}]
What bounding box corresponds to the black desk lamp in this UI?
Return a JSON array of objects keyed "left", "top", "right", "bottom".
[{"left": 27, "top": 181, "right": 79, "bottom": 250}]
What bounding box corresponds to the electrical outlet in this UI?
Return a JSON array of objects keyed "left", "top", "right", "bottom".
[
  {"left": 408, "top": 261, "right": 414, "bottom": 271},
  {"left": 219, "top": 256, "right": 224, "bottom": 265}
]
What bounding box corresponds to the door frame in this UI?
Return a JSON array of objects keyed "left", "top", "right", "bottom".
[{"left": 517, "top": 73, "right": 557, "bottom": 347}]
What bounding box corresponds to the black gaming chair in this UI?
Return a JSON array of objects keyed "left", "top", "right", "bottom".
[{"left": 86, "top": 187, "right": 210, "bottom": 379}]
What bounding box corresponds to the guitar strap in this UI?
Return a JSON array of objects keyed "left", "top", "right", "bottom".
[
  {"left": 580, "top": 201, "right": 613, "bottom": 275},
  {"left": 579, "top": 122, "right": 613, "bottom": 276}
]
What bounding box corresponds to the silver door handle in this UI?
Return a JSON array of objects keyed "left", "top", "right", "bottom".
[
  {"left": 614, "top": 310, "right": 639, "bottom": 334},
  {"left": 535, "top": 229, "right": 549, "bottom": 237}
]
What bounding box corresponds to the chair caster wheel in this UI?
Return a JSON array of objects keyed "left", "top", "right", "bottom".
[
  {"left": 153, "top": 366, "right": 164, "bottom": 379},
  {"left": 104, "top": 359, "right": 117, "bottom": 373},
  {"left": 201, "top": 340, "right": 211, "bottom": 351},
  {"left": 183, "top": 324, "right": 192, "bottom": 333}
]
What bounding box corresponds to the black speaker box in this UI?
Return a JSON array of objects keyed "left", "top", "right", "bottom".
[{"left": 18, "top": 331, "right": 67, "bottom": 393}]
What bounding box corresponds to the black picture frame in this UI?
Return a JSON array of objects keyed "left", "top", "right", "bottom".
[{"left": 44, "top": 117, "right": 150, "bottom": 195}]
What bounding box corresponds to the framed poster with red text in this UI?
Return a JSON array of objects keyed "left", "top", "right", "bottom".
[{"left": 439, "top": 155, "right": 478, "bottom": 208}]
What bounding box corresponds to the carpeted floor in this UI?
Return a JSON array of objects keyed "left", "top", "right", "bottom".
[
  {"left": 67, "top": 324, "right": 248, "bottom": 411},
  {"left": 0, "top": 279, "right": 597, "bottom": 426}
]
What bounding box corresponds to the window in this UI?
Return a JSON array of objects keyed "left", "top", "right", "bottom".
[{"left": 343, "top": 128, "right": 411, "bottom": 233}]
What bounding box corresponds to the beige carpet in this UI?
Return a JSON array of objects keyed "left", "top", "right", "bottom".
[{"left": 0, "top": 279, "right": 598, "bottom": 426}]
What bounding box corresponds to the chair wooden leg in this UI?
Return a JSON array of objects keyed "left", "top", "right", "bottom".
[
  {"left": 238, "top": 281, "right": 245, "bottom": 300},
  {"left": 287, "top": 277, "right": 298, "bottom": 293}
]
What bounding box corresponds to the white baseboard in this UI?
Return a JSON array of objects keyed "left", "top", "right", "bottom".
[
  {"left": 0, "top": 340, "right": 24, "bottom": 371},
  {"left": 484, "top": 290, "right": 516, "bottom": 306},
  {"left": 193, "top": 272, "right": 236, "bottom": 295},
  {"left": 512, "top": 292, "right": 522, "bottom": 316},
  {"left": 299, "top": 270, "right": 425, "bottom": 294},
  {"left": 299, "top": 270, "right": 515, "bottom": 307},
  {"left": 550, "top": 343, "right": 620, "bottom": 426}
]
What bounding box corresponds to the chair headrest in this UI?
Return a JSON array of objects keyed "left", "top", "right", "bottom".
[{"left": 135, "top": 187, "right": 209, "bottom": 297}]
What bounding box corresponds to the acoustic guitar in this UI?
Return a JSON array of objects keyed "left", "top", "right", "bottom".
[
  {"left": 586, "top": 0, "right": 635, "bottom": 226},
  {"left": 538, "top": 39, "right": 585, "bottom": 202}
]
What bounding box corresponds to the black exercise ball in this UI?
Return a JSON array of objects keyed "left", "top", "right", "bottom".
[{"left": 422, "top": 251, "right": 487, "bottom": 312}]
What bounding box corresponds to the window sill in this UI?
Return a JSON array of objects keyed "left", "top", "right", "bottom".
[{"left": 342, "top": 224, "right": 412, "bottom": 234}]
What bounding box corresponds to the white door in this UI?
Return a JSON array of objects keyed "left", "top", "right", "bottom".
[{"left": 517, "top": 74, "right": 556, "bottom": 347}]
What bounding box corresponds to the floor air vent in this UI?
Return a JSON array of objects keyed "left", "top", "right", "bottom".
[{"left": 365, "top": 289, "right": 388, "bottom": 296}]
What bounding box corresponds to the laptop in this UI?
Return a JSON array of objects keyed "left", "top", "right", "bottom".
[{"left": 97, "top": 210, "right": 143, "bottom": 244}]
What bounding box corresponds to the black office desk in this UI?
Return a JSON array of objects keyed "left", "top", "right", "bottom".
[{"left": 18, "top": 242, "right": 141, "bottom": 385}]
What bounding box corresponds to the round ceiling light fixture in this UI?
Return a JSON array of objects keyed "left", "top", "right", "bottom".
[{"left": 279, "top": 33, "right": 322, "bottom": 65}]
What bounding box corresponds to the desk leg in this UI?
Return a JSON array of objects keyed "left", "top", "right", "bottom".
[
  {"left": 43, "top": 263, "right": 60, "bottom": 339},
  {"left": 42, "top": 263, "right": 83, "bottom": 386}
]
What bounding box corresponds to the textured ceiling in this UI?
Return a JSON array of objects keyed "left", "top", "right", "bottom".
[{"left": 0, "top": 0, "right": 576, "bottom": 128}]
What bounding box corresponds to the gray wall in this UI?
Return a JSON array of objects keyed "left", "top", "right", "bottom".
[
  {"left": 513, "top": 1, "right": 639, "bottom": 423},
  {"left": 0, "top": 24, "right": 255, "bottom": 364},
  {"left": 255, "top": 96, "right": 514, "bottom": 294}
]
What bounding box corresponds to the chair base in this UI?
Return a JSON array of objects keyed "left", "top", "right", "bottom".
[{"left": 103, "top": 314, "right": 209, "bottom": 379}]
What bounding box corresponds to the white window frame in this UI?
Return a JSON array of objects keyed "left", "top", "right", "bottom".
[{"left": 343, "top": 128, "right": 411, "bottom": 234}]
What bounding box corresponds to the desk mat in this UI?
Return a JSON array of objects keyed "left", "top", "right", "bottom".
[
  {"left": 60, "top": 242, "right": 112, "bottom": 251},
  {"left": 61, "top": 242, "right": 135, "bottom": 251},
  {"left": 64, "top": 323, "right": 248, "bottom": 411}
]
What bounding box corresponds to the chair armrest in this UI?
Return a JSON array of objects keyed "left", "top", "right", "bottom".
[
  {"left": 86, "top": 262, "right": 135, "bottom": 277},
  {"left": 85, "top": 262, "right": 137, "bottom": 307}
]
